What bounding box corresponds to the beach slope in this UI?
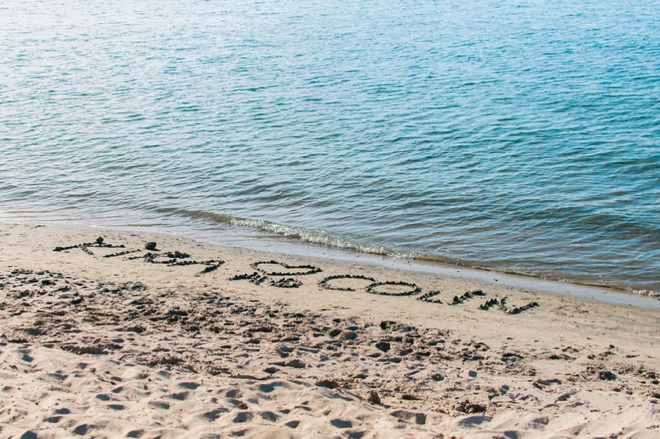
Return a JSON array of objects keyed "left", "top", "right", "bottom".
[{"left": 1, "top": 222, "right": 659, "bottom": 438}]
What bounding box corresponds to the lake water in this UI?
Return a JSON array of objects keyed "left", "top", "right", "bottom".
[{"left": 1, "top": 0, "right": 659, "bottom": 291}]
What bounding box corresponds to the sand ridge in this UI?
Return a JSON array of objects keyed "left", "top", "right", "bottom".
[{"left": 1, "top": 222, "right": 660, "bottom": 438}]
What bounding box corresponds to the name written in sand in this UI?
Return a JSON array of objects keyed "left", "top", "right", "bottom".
[{"left": 52, "top": 238, "right": 540, "bottom": 315}]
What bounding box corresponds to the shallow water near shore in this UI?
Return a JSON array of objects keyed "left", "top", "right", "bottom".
[{"left": 1, "top": 0, "right": 659, "bottom": 291}]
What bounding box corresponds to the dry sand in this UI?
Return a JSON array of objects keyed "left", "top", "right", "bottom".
[{"left": 1, "top": 222, "right": 659, "bottom": 438}]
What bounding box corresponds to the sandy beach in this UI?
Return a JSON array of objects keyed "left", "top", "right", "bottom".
[{"left": 1, "top": 221, "right": 659, "bottom": 438}]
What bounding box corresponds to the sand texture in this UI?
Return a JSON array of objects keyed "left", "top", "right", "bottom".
[{"left": 1, "top": 222, "right": 660, "bottom": 438}]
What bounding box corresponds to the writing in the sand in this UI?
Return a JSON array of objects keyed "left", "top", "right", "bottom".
[{"left": 53, "top": 238, "right": 539, "bottom": 314}]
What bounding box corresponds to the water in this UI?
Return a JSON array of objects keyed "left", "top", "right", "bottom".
[{"left": 1, "top": 0, "right": 659, "bottom": 291}]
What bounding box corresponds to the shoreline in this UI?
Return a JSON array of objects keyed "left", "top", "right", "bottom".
[
  {"left": 0, "top": 219, "right": 660, "bottom": 309},
  {"left": 3, "top": 218, "right": 659, "bottom": 310},
  {"left": 1, "top": 221, "right": 660, "bottom": 437}
]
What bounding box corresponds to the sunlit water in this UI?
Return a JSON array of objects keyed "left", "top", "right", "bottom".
[{"left": 1, "top": 0, "right": 659, "bottom": 291}]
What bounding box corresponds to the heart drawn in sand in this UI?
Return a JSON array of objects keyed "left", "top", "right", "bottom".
[{"left": 250, "top": 260, "right": 322, "bottom": 276}]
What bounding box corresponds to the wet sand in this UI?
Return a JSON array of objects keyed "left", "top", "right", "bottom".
[{"left": 1, "top": 222, "right": 659, "bottom": 438}]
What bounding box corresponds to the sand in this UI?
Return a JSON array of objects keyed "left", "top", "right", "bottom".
[{"left": 1, "top": 222, "right": 659, "bottom": 438}]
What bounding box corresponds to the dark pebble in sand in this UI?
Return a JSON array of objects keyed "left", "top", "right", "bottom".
[
  {"left": 144, "top": 242, "right": 157, "bottom": 250},
  {"left": 96, "top": 237, "right": 104, "bottom": 244}
]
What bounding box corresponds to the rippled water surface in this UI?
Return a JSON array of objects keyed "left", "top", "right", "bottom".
[{"left": 1, "top": 0, "right": 659, "bottom": 290}]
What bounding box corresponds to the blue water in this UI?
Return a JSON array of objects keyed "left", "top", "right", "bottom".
[{"left": 1, "top": 0, "right": 659, "bottom": 291}]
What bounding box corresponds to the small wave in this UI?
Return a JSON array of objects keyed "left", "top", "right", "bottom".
[{"left": 156, "top": 207, "right": 390, "bottom": 255}]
